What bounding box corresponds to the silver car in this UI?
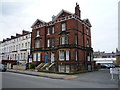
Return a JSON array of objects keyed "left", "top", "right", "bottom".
[{"left": 0, "top": 64, "right": 6, "bottom": 72}]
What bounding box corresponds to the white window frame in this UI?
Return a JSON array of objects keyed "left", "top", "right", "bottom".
[
  {"left": 47, "top": 39, "right": 50, "bottom": 47},
  {"left": 47, "top": 27, "right": 50, "bottom": 35},
  {"left": 51, "top": 52, "right": 54, "bottom": 63},
  {"left": 59, "top": 65, "right": 64, "bottom": 72},
  {"left": 38, "top": 53, "right": 41, "bottom": 61},
  {"left": 75, "top": 35, "right": 78, "bottom": 45},
  {"left": 61, "top": 36, "right": 65, "bottom": 45},
  {"left": 66, "top": 65, "right": 70, "bottom": 73},
  {"left": 36, "top": 30, "right": 40, "bottom": 37},
  {"left": 52, "top": 26, "right": 54, "bottom": 34},
  {"left": 35, "top": 40, "right": 40, "bottom": 48},
  {"left": 66, "top": 50, "right": 69, "bottom": 61},
  {"left": 86, "top": 29, "right": 89, "bottom": 35},
  {"left": 59, "top": 50, "right": 64, "bottom": 61},
  {"left": 60, "top": 36, "right": 68, "bottom": 45},
  {"left": 52, "top": 38, "right": 55, "bottom": 47},
  {"left": 87, "top": 39, "right": 89, "bottom": 47},
  {"left": 33, "top": 53, "right": 36, "bottom": 61},
  {"left": 87, "top": 53, "right": 90, "bottom": 61},
  {"left": 62, "top": 23, "right": 66, "bottom": 31},
  {"left": 75, "top": 51, "right": 78, "bottom": 61}
]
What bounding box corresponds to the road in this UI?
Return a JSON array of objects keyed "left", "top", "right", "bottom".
[{"left": 2, "top": 69, "right": 118, "bottom": 88}]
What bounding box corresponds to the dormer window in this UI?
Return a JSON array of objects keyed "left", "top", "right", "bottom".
[
  {"left": 36, "top": 29, "right": 40, "bottom": 37},
  {"left": 62, "top": 22, "right": 66, "bottom": 31}
]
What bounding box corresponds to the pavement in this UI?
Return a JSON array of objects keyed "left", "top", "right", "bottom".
[{"left": 7, "top": 69, "right": 77, "bottom": 80}]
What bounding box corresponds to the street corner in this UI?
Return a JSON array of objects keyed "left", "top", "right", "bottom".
[{"left": 64, "top": 76, "right": 77, "bottom": 80}]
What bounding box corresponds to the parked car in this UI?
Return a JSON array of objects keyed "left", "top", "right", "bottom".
[
  {"left": 0, "top": 64, "right": 7, "bottom": 72},
  {"left": 107, "top": 64, "right": 115, "bottom": 68},
  {"left": 101, "top": 64, "right": 109, "bottom": 69},
  {"left": 100, "top": 64, "right": 115, "bottom": 69}
]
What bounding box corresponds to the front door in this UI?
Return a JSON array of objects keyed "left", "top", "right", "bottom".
[
  {"left": 51, "top": 53, "right": 54, "bottom": 63},
  {"left": 45, "top": 54, "right": 49, "bottom": 63}
]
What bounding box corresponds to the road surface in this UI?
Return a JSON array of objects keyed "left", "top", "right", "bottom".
[{"left": 2, "top": 69, "right": 118, "bottom": 88}]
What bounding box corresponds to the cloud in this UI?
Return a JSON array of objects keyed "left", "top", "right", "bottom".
[
  {"left": 0, "top": 0, "right": 119, "bottom": 53},
  {"left": 2, "top": 2, "right": 27, "bottom": 16}
]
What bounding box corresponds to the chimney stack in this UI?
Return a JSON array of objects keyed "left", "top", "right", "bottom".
[
  {"left": 75, "top": 3, "right": 81, "bottom": 18},
  {"left": 11, "top": 36, "right": 15, "bottom": 39},
  {"left": 52, "top": 15, "right": 56, "bottom": 21},
  {"left": 16, "top": 33, "right": 21, "bottom": 37},
  {"left": 22, "top": 30, "right": 30, "bottom": 34}
]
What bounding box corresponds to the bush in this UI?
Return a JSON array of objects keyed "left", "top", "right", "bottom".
[{"left": 30, "top": 63, "right": 36, "bottom": 69}]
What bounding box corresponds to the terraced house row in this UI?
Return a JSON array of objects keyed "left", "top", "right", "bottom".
[
  {"left": 0, "top": 3, "right": 96, "bottom": 73},
  {"left": 0, "top": 30, "right": 31, "bottom": 67}
]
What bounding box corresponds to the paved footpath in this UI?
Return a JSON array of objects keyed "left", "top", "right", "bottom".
[{"left": 7, "top": 69, "right": 77, "bottom": 79}]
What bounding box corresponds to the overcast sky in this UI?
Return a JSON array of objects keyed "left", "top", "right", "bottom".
[{"left": 0, "top": 0, "right": 119, "bottom": 53}]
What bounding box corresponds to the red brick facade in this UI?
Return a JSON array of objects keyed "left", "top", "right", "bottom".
[{"left": 31, "top": 3, "right": 95, "bottom": 73}]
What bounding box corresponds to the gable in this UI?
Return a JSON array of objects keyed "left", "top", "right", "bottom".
[
  {"left": 31, "top": 19, "right": 46, "bottom": 28},
  {"left": 83, "top": 19, "right": 92, "bottom": 27},
  {"left": 53, "top": 9, "right": 73, "bottom": 21}
]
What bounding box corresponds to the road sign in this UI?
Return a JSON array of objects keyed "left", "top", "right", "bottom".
[
  {"left": 29, "top": 55, "right": 32, "bottom": 63},
  {"left": 110, "top": 68, "right": 120, "bottom": 80},
  {"left": 17, "top": 56, "right": 20, "bottom": 63},
  {"left": 110, "top": 68, "right": 120, "bottom": 74}
]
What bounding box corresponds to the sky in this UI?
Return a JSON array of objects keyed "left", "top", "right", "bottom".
[{"left": 0, "top": 0, "right": 119, "bottom": 53}]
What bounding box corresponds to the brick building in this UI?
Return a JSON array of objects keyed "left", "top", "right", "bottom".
[{"left": 31, "top": 3, "right": 95, "bottom": 73}]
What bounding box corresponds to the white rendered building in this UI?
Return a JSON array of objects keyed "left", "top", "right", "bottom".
[{"left": 0, "top": 30, "right": 31, "bottom": 65}]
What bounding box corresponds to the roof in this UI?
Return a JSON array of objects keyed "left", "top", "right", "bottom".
[
  {"left": 116, "top": 53, "right": 120, "bottom": 56},
  {"left": 31, "top": 19, "right": 46, "bottom": 28},
  {"left": 83, "top": 19, "right": 92, "bottom": 27},
  {"left": 52, "top": 9, "right": 73, "bottom": 21}
]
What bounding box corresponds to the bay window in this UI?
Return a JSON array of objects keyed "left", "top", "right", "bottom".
[
  {"left": 59, "top": 50, "right": 64, "bottom": 60},
  {"left": 66, "top": 50, "right": 69, "bottom": 61},
  {"left": 35, "top": 40, "right": 40, "bottom": 48},
  {"left": 33, "top": 53, "right": 41, "bottom": 61},
  {"left": 60, "top": 36, "right": 68, "bottom": 45},
  {"left": 59, "top": 50, "right": 70, "bottom": 61}
]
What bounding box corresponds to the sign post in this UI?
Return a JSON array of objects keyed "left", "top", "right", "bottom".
[
  {"left": 110, "top": 68, "right": 120, "bottom": 79},
  {"left": 17, "top": 55, "right": 20, "bottom": 71},
  {"left": 28, "top": 55, "right": 32, "bottom": 69}
]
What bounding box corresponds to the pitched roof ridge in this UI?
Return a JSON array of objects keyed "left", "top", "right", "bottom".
[{"left": 52, "top": 9, "right": 73, "bottom": 21}]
